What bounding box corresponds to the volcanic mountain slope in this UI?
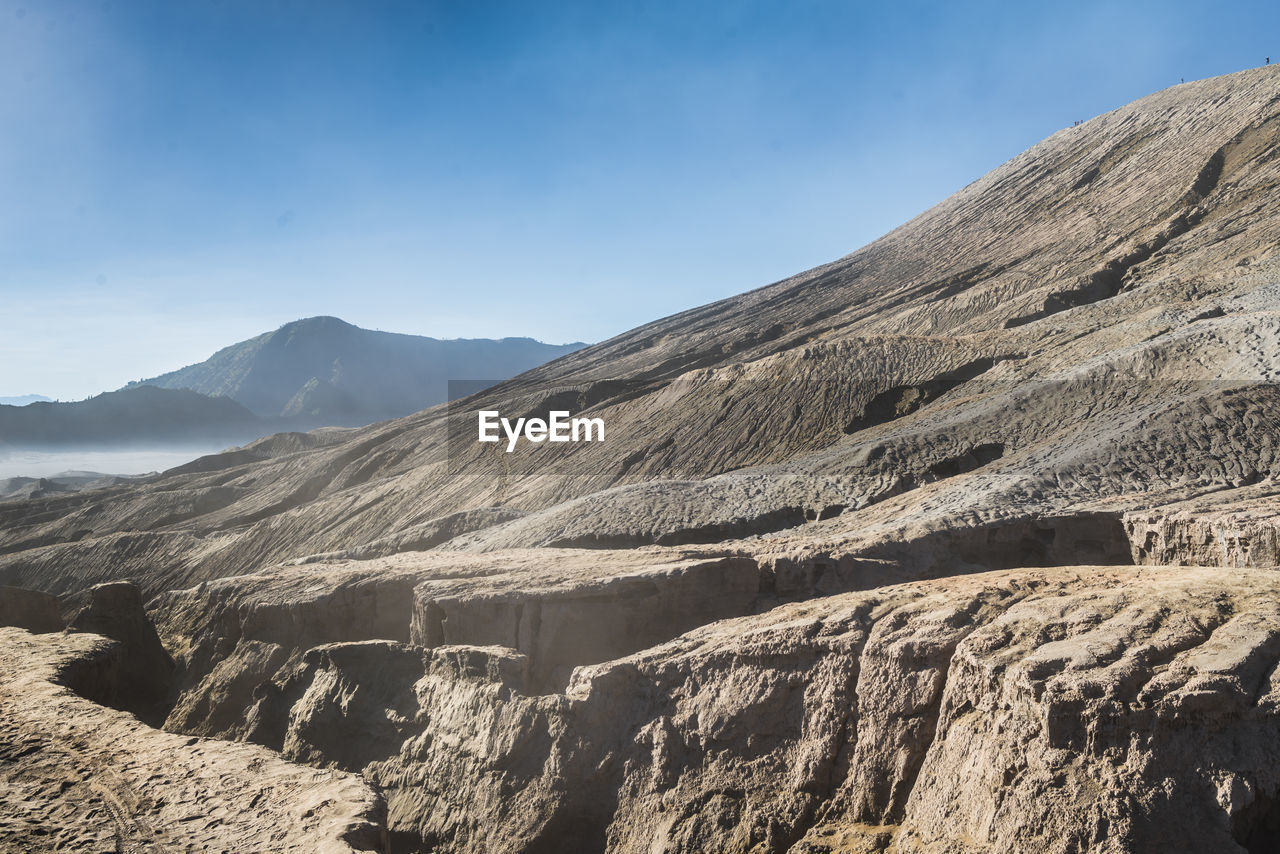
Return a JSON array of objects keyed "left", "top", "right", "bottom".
[
  {"left": 3, "top": 67, "right": 1280, "bottom": 853},
  {"left": 4, "top": 67, "right": 1280, "bottom": 590},
  {"left": 129, "top": 315, "right": 587, "bottom": 423}
]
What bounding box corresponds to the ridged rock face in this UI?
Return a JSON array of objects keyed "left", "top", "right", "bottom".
[
  {"left": 153, "top": 548, "right": 775, "bottom": 740},
  {"left": 1124, "top": 484, "right": 1280, "bottom": 567},
  {"left": 68, "top": 581, "right": 176, "bottom": 725},
  {"left": 390, "top": 566, "right": 1279, "bottom": 853},
  {"left": 4, "top": 68, "right": 1280, "bottom": 852},
  {"left": 147, "top": 567, "right": 1280, "bottom": 853}
]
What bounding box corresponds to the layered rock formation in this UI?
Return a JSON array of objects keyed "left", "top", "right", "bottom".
[
  {"left": 142, "top": 563, "right": 1280, "bottom": 852},
  {"left": 2, "top": 67, "right": 1280, "bottom": 851}
]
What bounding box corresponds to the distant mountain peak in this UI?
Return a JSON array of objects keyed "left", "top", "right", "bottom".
[
  {"left": 0, "top": 394, "right": 53, "bottom": 406},
  {"left": 277, "top": 316, "right": 358, "bottom": 333},
  {"left": 128, "top": 318, "right": 587, "bottom": 423}
]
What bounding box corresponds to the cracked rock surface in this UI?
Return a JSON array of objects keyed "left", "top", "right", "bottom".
[
  {"left": 149, "top": 566, "right": 1280, "bottom": 853},
  {"left": 377, "top": 566, "right": 1280, "bottom": 853}
]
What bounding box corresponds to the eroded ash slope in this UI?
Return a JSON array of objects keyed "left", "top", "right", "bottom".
[{"left": 2, "top": 68, "right": 1280, "bottom": 589}]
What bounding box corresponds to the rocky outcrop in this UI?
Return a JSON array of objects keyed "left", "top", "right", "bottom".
[
  {"left": 68, "top": 581, "right": 176, "bottom": 725},
  {"left": 155, "top": 548, "right": 772, "bottom": 737},
  {"left": 377, "top": 565, "right": 1280, "bottom": 853},
  {"left": 1125, "top": 486, "right": 1280, "bottom": 567},
  {"left": 272, "top": 641, "right": 429, "bottom": 771},
  {"left": 144, "top": 564, "right": 1280, "bottom": 853},
  {"left": 408, "top": 551, "right": 760, "bottom": 691},
  {"left": 877, "top": 570, "right": 1280, "bottom": 854},
  {"left": 0, "top": 626, "right": 385, "bottom": 853}
]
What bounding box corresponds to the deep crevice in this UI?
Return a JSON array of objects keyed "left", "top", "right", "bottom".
[
  {"left": 1004, "top": 208, "right": 1205, "bottom": 329},
  {"left": 843, "top": 357, "right": 1013, "bottom": 435},
  {"left": 1189, "top": 149, "right": 1226, "bottom": 199},
  {"left": 866, "top": 513, "right": 1135, "bottom": 573},
  {"left": 59, "top": 582, "right": 177, "bottom": 728},
  {"left": 881, "top": 632, "right": 968, "bottom": 824},
  {"left": 925, "top": 442, "right": 1006, "bottom": 480},
  {"left": 1234, "top": 789, "right": 1280, "bottom": 854}
]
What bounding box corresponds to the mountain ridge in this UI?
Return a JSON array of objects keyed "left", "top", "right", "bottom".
[
  {"left": 0, "top": 395, "right": 52, "bottom": 406},
  {"left": 127, "top": 315, "right": 587, "bottom": 423},
  {"left": 0, "top": 385, "right": 261, "bottom": 449}
]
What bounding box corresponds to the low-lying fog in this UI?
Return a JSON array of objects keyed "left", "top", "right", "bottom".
[{"left": 0, "top": 445, "right": 231, "bottom": 480}]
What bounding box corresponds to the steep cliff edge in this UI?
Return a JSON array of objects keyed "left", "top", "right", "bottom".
[
  {"left": 146, "top": 563, "right": 1280, "bottom": 853},
  {"left": 0, "top": 626, "right": 385, "bottom": 853}
]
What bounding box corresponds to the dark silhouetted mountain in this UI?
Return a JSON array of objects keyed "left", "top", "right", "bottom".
[
  {"left": 128, "top": 316, "right": 586, "bottom": 423},
  {"left": 0, "top": 386, "right": 262, "bottom": 448}
]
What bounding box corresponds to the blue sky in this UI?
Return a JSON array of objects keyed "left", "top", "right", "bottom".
[{"left": 2, "top": 0, "right": 1277, "bottom": 400}]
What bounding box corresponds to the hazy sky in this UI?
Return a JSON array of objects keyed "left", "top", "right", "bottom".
[{"left": 3, "top": 0, "right": 1277, "bottom": 400}]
